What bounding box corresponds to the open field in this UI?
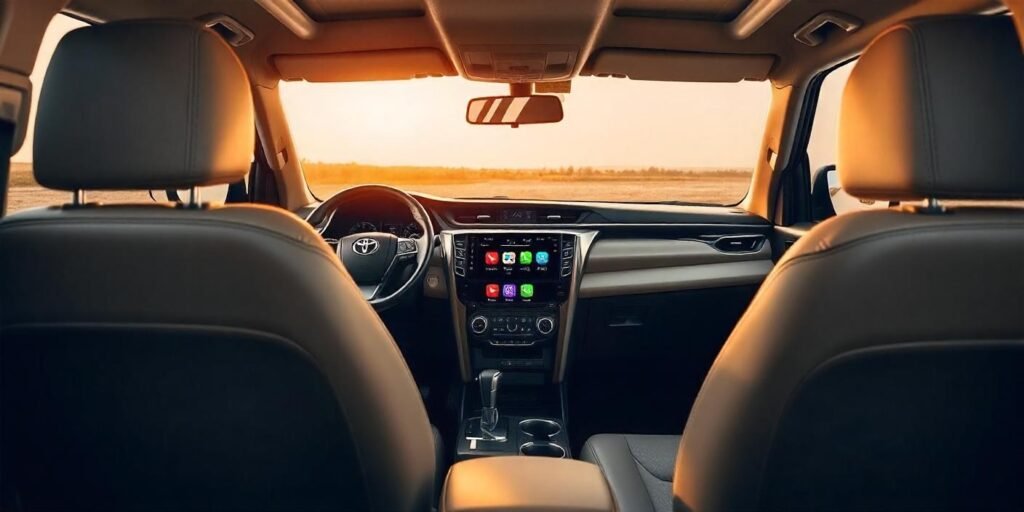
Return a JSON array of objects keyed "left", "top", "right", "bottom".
[
  {"left": 308, "top": 179, "right": 748, "bottom": 204},
  {"left": 302, "top": 162, "right": 752, "bottom": 204},
  {"left": 7, "top": 163, "right": 150, "bottom": 212},
  {"left": 7, "top": 162, "right": 752, "bottom": 212}
]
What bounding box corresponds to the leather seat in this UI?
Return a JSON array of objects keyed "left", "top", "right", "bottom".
[
  {"left": 0, "top": 21, "right": 437, "bottom": 511},
  {"left": 585, "top": 15, "right": 1024, "bottom": 512}
]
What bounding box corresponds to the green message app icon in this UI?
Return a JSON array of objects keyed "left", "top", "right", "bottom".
[
  {"left": 520, "top": 283, "right": 534, "bottom": 298},
  {"left": 519, "top": 251, "right": 533, "bottom": 265}
]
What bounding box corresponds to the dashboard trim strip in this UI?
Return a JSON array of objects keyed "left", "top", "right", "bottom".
[{"left": 578, "top": 260, "right": 773, "bottom": 299}]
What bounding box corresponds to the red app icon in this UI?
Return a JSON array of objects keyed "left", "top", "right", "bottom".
[
  {"left": 485, "top": 284, "right": 500, "bottom": 298},
  {"left": 484, "top": 251, "right": 499, "bottom": 266}
]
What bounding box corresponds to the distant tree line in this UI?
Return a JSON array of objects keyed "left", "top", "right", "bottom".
[{"left": 301, "top": 161, "right": 753, "bottom": 185}]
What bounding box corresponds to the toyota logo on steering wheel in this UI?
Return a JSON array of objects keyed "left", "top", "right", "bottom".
[{"left": 352, "top": 237, "right": 379, "bottom": 255}]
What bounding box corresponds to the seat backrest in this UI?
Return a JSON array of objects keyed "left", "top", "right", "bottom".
[
  {"left": 673, "top": 15, "right": 1024, "bottom": 512},
  {"left": 0, "top": 21, "right": 435, "bottom": 511}
]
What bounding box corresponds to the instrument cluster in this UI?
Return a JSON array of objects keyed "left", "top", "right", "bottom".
[{"left": 346, "top": 220, "right": 423, "bottom": 238}]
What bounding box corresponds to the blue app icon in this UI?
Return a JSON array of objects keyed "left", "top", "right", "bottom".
[{"left": 536, "top": 251, "right": 550, "bottom": 265}]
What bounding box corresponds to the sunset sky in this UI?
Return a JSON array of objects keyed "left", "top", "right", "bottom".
[
  {"left": 16, "top": 14, "right": 843, "bottom": 172},
  {"left": 279, "top": 78, "right": 770, "bottom": 169}
]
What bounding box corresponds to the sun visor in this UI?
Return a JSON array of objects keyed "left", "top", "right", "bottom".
[
  {"left": 274, "top": 48, "right": 457, "bottom": 82},
  {"left": 583, "top": 49, "right": 775, "bottom": 82}
]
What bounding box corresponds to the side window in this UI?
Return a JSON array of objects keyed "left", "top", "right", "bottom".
[{"left": 806, "top": 60, "right": 891, "bottom": 217}]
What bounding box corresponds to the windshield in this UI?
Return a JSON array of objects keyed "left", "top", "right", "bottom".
[{"left": 281, "top": 77, "right": 769, "bottom": 204}]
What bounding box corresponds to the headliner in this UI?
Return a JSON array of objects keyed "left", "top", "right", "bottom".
[{"left": 65, "top": 0, "right": 1003, "bottom": 87}]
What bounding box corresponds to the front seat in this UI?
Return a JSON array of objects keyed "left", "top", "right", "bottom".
[
  {"left": 0, "top": 21, "right": 436, "bottom": 511},
  {"left": 584, "top": 14, "right": 1024, "bottom": 512}
]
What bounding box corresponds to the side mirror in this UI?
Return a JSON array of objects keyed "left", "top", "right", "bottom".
[
  {"left": 466, "top": 95, "right": 563, "bottom": 126},
  {"left": 810, "top": 165, "right": 838, "bottom": 220},
  {"left": 812, "top": 164, "right": 894, "bottom": 219}
]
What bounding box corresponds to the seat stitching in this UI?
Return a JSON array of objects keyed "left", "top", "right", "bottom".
[
  {"left": 625, "top": 436, "right": 665, "bottom": 512},
  {"left": 184, "top": 27, "right": 197, "bottom": 179},
  {"left": 583, "top": 440, "right": 624, "bottom": 512},
  {"left": 909, "top": 25, "right": 940, "bottom": 191},
  {"left": 625, "top": 436, "right": 672, "bottom": 483}
]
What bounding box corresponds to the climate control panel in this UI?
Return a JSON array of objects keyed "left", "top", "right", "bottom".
[{"left": 468, "top": 310, "right": 558, "bottom": 347}]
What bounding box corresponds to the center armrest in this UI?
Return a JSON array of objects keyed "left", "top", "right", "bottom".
[{"left": 441, "top": 456, "right": 615, "bottom": 512}]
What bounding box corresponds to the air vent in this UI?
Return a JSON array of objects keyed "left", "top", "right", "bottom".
[
  {"left": 538, "top": 210, "right": 584, "bottom": 223},
  {"left": 452, "top": 208, "right": 498, "bottom": 224},
  {"left": 712, "top": 234, "right": 765, "bottom": 253}
]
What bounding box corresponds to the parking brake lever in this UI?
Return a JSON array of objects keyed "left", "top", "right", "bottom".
[{"left": 478, "top": 369, "right": 502, "bottom": 434}]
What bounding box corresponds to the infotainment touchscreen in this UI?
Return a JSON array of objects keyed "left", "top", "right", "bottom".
[{"left": 463, "top": 234, "right": 563, "bottom": 303}]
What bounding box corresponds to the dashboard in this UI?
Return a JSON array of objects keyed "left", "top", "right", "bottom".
[{"left": 307, "top": 189, "right": 775, "bottom": 382}]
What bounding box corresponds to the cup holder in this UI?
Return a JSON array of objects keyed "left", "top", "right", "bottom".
[
  {"left": 520, "top": 419, "right": 561, "bottom": 439},
  {"left": 520, "top": 441, "right": 566, "bottom": 458}
]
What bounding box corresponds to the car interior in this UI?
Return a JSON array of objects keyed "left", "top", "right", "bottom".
[{"left": 0, "top": 0, "right": 1022, "bottom": 511}]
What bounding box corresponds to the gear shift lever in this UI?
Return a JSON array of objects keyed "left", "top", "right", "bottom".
[{"left": 478, "top": 369, "right": 502, "bottom": 435}]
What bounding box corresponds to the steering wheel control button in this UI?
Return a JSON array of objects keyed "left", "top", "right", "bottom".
[{"left": 398, "top": 239, "right": 417, "bottom": 254}]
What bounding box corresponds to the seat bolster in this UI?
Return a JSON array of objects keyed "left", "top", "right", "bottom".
[{"left": 582, "top": 434, "right": 680, "bottom": 512}]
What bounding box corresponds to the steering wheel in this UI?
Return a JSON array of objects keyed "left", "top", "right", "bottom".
[{"left": 308, "top": 185, "right": 435, "bottom": 311}]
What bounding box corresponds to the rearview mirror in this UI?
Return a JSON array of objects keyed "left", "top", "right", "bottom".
[{"left": 466, "top": 95, "right": 563, "bottom": 126}]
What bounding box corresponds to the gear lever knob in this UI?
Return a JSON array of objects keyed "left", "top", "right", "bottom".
[
  {"left": 479, "top": 369, "right": 502, "bottom": 409},
  {"left": 478, "top": 369, "right": 502, "bottom": 433}
]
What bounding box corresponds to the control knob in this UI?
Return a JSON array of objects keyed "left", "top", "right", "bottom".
[
  {"left": 536, "top": 317, "right": 556, "bottom": 335},
  {"left": 470, "top": 315, "right": 489, "bottom": 335}
]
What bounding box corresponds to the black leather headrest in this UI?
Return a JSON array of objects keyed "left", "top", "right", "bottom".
[
  {"left": 33, "top": 21, "right": 254, "bottom": 191},
  {"left": 839, "top": 15, "right": 1024, "bottom": 201}
]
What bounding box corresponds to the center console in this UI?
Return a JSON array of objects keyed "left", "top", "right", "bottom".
[
  {"left": 445, "top": 231, "right": 595, "bottom": 380},
  {"left": 443, "top": 230, "right": 596, "bottom": 461}
]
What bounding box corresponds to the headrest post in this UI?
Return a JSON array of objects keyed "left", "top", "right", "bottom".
[
  {"left": 918, "top": 197, "right": 946, "bottom": 214},
  {"left": 71, "top": 190, "right": 85, "bottom": 206},
  {"left": 187, "top": 187, "right": 201, "bottom": 208}
]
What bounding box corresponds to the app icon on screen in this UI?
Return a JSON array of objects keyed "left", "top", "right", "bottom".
[
  {"left": 485, "top": 284, "right": 500, "bottom": 298},
  {"left": 502, "top": 284, "right": 517, "bottom": 298},
  {"left": 519, "top": 251, "right": 533, "bottom": 265},
  {"left": 484, "top": 251, "right": 499, "bottom": 265},
  {"left": 520, "top": 283, "right": 534, "bottom": 298},
  {"left": 502, "top": 252, "right": 516, "bottom": 265},
  {"left": 535, "top": 251, "right": 550, "bottom": 265}
]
